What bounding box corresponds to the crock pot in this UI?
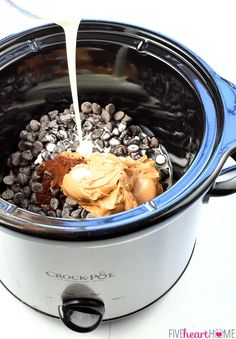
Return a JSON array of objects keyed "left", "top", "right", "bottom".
[{"left": 0, "top": 21, "right": 236, "bottom": 333}]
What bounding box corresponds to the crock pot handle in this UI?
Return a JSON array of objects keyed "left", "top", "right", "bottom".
[
  {"left": 58, "top": 298, "right": 105, "bottom": 333},
  {"left": 205, "top": 164, "right": 236, "bottom": 200},
  {"left": 203, "top": 75, "right": 236, "bottom": 201}
]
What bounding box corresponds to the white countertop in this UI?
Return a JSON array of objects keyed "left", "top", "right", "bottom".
[{"left": 0, "top": 1, "right": 236, "bottom": 338}]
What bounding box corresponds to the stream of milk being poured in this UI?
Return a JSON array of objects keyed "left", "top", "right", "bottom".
[
  {"left": 52, "top": 19, "right": 94, "bottom": 153},
  {"left": 61, "top": 21, "right": 83, "bottom": 146},
  {"left": 8, "top": 0, "right": 93, "bottom": 153},
  {"left": 53, "top": 19, "right": 94, "bottom": 153}
]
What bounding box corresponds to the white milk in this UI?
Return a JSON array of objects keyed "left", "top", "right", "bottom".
[{"left": 10, "top": 0, "right": 87, "bottom": 148}]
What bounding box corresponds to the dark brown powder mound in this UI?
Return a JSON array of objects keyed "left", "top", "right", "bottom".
[{"left": 36, "top": 152, "right": 85, "bottom": 205}]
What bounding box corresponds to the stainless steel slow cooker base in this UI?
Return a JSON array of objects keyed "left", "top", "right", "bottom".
[{"left": 0, "top": 240, "right": 196, "bottom": 322}]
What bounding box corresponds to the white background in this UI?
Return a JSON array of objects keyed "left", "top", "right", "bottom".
[{"left": 0, "top": 0, "right": 236, "bottom": 338}]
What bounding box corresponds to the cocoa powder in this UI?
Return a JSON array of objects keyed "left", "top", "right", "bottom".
[{"left": 36, "top": 152, "right": 85, "bottom": 205}]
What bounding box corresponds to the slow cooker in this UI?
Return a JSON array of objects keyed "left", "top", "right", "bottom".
[{"left": 0, "top": 21, "right": 236, "bottom": 333}]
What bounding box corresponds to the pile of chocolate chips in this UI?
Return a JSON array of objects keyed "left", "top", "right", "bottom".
[{"left": 0, "top": 102, "right": 172, "bottom": 218}]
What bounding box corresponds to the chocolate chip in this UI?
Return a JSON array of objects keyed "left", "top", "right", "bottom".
[
  {"left": 31, "top": 182, "right": 43, "bottom": 193},
  {"left": 41, "top": 133, "right": 56, "bottom": 143},
  {"left": 102, "top": 132, "right": 112, "bottom": 141},
  {"left": 95, "top": 139, "right": 105, "bottom": 151},
  {"left": 71, "top": 140, "right": 80, "bottom": 152},
  {"left": 114, "top": 111, "right": 125, "bottom": 121},
  {"left": 32, "top": 141, "right": 43, "bottom": 156},
  {"left": 118, "top": 123, "right": 127, "bottom": 133},
  {"left": 11, "top": 183, "right": 21, "bottom": 193},
  {"left": 41, "top": 204, "right": 49, "bottom": 212},
  {"left": 40, "top": 121, "right": 49, "bottom": 130},
  {"left": 122, "top": 135, "right": 131, "bottom": 145},
  {"left": 50, "top": 198, "right": 59, "bottom": 210},
  {"left": 127, "top": 137, "right": 140, "bottom": 146},
  {"left": 160, "top": 168, "right": 170, "bottom": 180},
  {"left": 46, "top": 143, "right": 56, "bottom": 153},
  {"left": 90, "top": 114, "right": 101, "bottom": 124},
  {"left": 32, "top": 170, "right": 41, "bottom": 180},
  {"left": 26, "top": 132, "right": 36, "bottom": 143},
  {"left": 127, "top": 144, "right": 139, "bottom": 153},
  {"left": 103, "top": 122, "right": 113, "bottom": 132},
  {"left": 109, "top": 138, "right": 121, "bottom": 146},
  {"left": 92, "top": 103, "right": 102, "bottom": 114},
  {"left": 83, "top": 120, "right": 94, "bottom": 132},
  {"left": 56, "top": 209, "right": 62, "bottom": 218},
  {"left": 20, "top": 160, "right": 30, "bottom": 167},
  {"left": 92, "top": 147, "right": 100, "bottom": 153},
  {"left": 38, "top": 130, "right": 47, "bottom": 141},
  {"left": 3, "top": 175, "right": 15, "bottom": 185},
  {"left": 18, "top": 140, "right": 27, "bottom": 151},
  {"left": 12, "top": 152, "right": 21, "bottom": 166},
  {"left": 71, "top": 209, "right": 82, "bottom": 218},
  {"left": 24, "top": 141, "right": 33, "bottom": 149},
  {"left": 22, "top": 186, "right": 31, "bottom": 198},
  {"left": 56, "top": 141, "right": 67, "bottom": 153},
  {"left": 17, "top": 173, "right": 29, "bottom": 186},
  {"left": 25, "top": 124, "right": 31, "bottom": 132},
  {"left": 13, "top": 192, "right": 24, "bottom": 204},
  {"left": 101, "top": 109, "right": 111, "bottom": 123},
  {"left": 19, "top": 166, "right": 31, "bottom": 175},
  {"left": 62, "top": 208, "right": 71, "bottom": 218},
  {"left": 60, "top": 113, "right": 73, "bottom": 125},
  {"left": 40, "top": 115, "right": 50, "bottom": 123},
  {"left": 91, "top": 129, "right": 103, "bottom": 140},
  {"left": 20, "top": 199, "right": 29, "bottom": 209},
  {"left": 67, "top": 121, "right": 75, "bottom": 129},
  {"left": 41, "top": 150, "right": 52, "bottom": 161},
  {"left": 21, "top": 150, "right": 33, "bottom": 161},
  {"left": 80, "top": 209, "right": 88, "bottom": 219},
  {"left": 130, "top": 152, "right": 141, "bottom": 160},
  {"left": 105, "top": 103, "right": 116, "bottom": 115},
  {"left": 121, "top": 114, "right": 132, "bottom": 124},
  {"left": 57, "top": 130, "right": 68, "bottom": 140},
  {"left": 81, "top": 102, "right": 92, "bottom": 114},
  {"left": 51, "top": 188, "right": 60, "bottom": 197},
  {"left": 29, "top": 120, "right": 41, "bottom": 132},
  {"left": 51, "top": 128, "right": 59, "bottom": 136},
  {"left": 2, "top": 189, "right": 14, "bottom": 200},
  {"left": 119, "top": 130, "right": 129, "bottom": 140},
  {"left": 65, "top": 197, "right": 78, "bottom": 207},
  {"left": 140, "top": 143, "right": 150, "bottom": 150},
  {"left": 48, "top": 110, "right": 59, "bottom": 120},
  {"left": 112, "top": 145, "right": 127, "bottom": 156},
  {"left": 112, "top": 127, "right": 120, "bottom": 136},
  {"left": 129, "top": 125, "right": 140, "bottom": 136},
  {"left": 47, "top": 210, "right": 56, "bottom": 217},
  {"left": 150, "top": 137, "right": 159, "bottom": 148},
  {"left": 49, "top": 120, "right": 58, "bottom": 129},
  {"left": 19, "top": 130, "right": 28, "bottom": 140}
]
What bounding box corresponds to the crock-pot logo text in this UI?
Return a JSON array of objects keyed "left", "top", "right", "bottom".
[{"left": 46, "top": 270, "right": 115, "bottom": 282}]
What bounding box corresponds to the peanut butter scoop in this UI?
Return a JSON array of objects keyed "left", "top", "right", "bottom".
[{"left": 61, "top": 153, "right": 163, "bottom": 217}]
